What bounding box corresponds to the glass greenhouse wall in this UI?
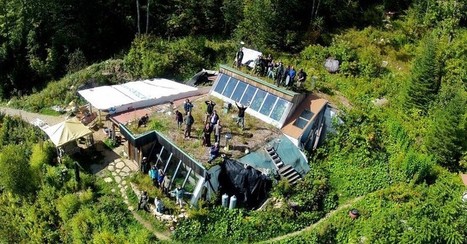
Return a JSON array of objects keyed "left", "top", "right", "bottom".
[{"left": 212, "top": 73, "right": 293, "bottom": 127}]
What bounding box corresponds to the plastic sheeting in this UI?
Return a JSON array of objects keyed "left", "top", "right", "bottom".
[
  {"left": 78, "top": 79, "right": 199, "bottom": 113},
  {"left": 218, "top": 159, "right": 271, "bottom": 209}
]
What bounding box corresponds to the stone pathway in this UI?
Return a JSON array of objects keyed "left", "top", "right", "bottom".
[{"left": 97, "top": 152, "right": 171, "bottom": 241}]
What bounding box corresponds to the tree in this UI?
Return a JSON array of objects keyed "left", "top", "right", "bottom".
[
  {"left": 0, "top": 144, "right": 35, "bottom": 196},
  {"left": 405, "top": 36, "right": 440, "bottom": 112},
  {"left": 424, "top": 88, "right": 466, "bottom": 169}
]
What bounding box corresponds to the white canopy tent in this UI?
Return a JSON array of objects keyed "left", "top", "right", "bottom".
[
  {"left": 44, "top": 118, "right": 93, "bottom": 147},
  {"left": 78, "top": 78, "right": 199, "bottom": 114}
]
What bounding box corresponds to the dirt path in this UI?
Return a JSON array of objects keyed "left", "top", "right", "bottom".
[
  {"left": 0, "top": 106, "right": 65, "bottom": 125},
  {"left": 263, "top": 196, "right": 364, "bottom": 243},
  {"left": 130, "top": 208, "right": 171, "bottom": 241}
]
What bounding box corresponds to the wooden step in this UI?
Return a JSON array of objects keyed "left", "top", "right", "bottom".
[
  {"left": 281, "top": 167, "right": 295, "bottom": 177},
  {"left": 276, "top": 161, "right": 284, "bottom": 168},
  {"left": 273, "top": 157, "right": 282, "bottom": 164},
  {"left": 289, "top": 177, "right": 301, "bottom": 185},
  {"left": 287, "top": 174, "right": 301, "bottom": 183},
  {"left": 278, "top": 165, "right": 293, "bottom": 174}
]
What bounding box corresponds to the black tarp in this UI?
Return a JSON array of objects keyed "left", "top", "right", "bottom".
[
  {"left": 218, "top": 159, "right": 271, "bottom": 209},
  {"left": 186, "top": 70, "right": 217, "bottom": 86}
]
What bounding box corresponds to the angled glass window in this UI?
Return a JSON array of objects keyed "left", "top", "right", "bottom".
[
  {"left": 300, "top": 110, "right": 314, "bottom": 120},
  {"left": 294, "top": 118, "right": 308, "bottom": 129},
  {"left": 222, "top": 78, "right": 238, "bottom": 98},
  {"left": 250, "top": 89, "right": 266, "bottom": 111},
  {"left": 231, "top": 80, "right": 247, "bottom": 102},
  {"left": 270, "top": 98, "right": 288, "bottom": 121},
  {"left": 293, "top": 109, "right": 314, "bottom": 129},
  {"left": 260, "top": 94, "right": 278, "bottom": 116},
  {"left": 240, "top": 85, "right": 256, "bottom": 106},
  {"left": 214, "top": 74, "right": 229, "bottom": 94}
]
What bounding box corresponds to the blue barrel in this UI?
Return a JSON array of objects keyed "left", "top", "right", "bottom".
[
  {"left": 229, "top": 195, "right": 237, "bottom": 209},
  {"left": 222, "top": 194, "right": 229, "bottom": 208}
]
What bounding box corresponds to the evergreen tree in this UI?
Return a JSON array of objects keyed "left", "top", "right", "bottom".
[
  {"left": 425, "top": 88, "right": 466, "bottom": 168},
  {"left": 405, "top": 37, "right": 440, "bottom": 112}
]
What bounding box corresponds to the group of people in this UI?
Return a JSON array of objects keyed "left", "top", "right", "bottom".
[
  {"left": 234, "top": 47, "right": 308, "bottom": 89},
  {"left": 138, "top": 157, "right": 186, "bottom": 213},
  {"left": 137, "top": 184, "right": 186, "bottom": 214},
  {"left": 176, "top": 98, "right": 248, "bottom": 163}
]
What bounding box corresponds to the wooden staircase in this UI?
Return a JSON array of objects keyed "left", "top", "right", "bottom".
[{"left": 265, "top": 146, "right": 301, "bottom": 185}]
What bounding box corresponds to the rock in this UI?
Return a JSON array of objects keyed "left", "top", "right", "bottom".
[
  {"left": 111, "top": 188, "right": 116, "bottom": 193},
  {"left": 121, "top": 166, "right": 132, "bottom": 173},
  {"left": 128, "top": 206, "right": 134, "bottom": 211},
  {"left": 112, "top": 172, "right": 117, "bottom": 177},
  {"left": 116, "top": 161, "right": 125, "bottom": 169},
  {"left": 104, "top": 177, "right": 113, "bottom": 183},
  {"left": 122, "top": 180, "right": 127, "bottom": 185},
  {"left": 161, "top": 215, "right": 173, "bottom": 221},
  {"left": 114, "top": 176, "right": 122, "bottom": 184}
]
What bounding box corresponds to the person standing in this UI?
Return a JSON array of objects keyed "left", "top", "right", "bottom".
[
  {"left": 184, "top": 112, "right": 194, "bottom": 138},
  {"left": 289, "top": 66, "right": 296, "bottom": 87},
  {"left": 175, "top": 110, "right": 183, "bottom": 129},
  {"left": 202, "top": 122, "right": 212, "bottom": 147},
  {"left": 174, "top": 185, "right": 185, "bottom": 208},
  {"left": 296, "top": 68, "right": 307, "bottom": 88},
  {"left": 205, "top": 100, "right": 216, "bottom": 115},
  {"left": 148, "top": 165, "right": 159, "bottom": 187},
  {"left": 157, "top": 169, "right": 165, "bottom": 188},
  {"left": 154, "top": 197, "right": 164, "bottom": 214},
  {"left": 235, "top": 47, "right": 244, "bottom": 68},
  {"left": 276, "top": 62, "right": 284, "bottom": 86},
  {"left": 137, "top": 191, "right": 149, "bottom": 211},
  {"left": 162, "top": 175, "right": 171, "bottom": 195},
  {"left": 209, "top": 110, "right": 219, "bottom": 128},
  {"left": 235, "top": 102, "right": 248, "bottom": 129},
  {"left": 183, "top": 99, "right": 193, "bottom": 115},
  {"left": 141, "top": 157, "right": 149, "bottom": 174},
  {"left": 214, "top": 121, "right": 222, "bottom": 143}
]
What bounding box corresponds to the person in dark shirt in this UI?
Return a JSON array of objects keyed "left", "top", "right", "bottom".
[
  {"left": 208, "top": 142, "right": 220, "bottom": 163},
  {"left": 202, "top": 122, "right": 212, "bottom": 147},
  {"left": 175, "top": 110, "right": 183, "bottom": 129},
  {"left": 235, "top": 102, "right": 248, "bottom": 129},
  {"left": 137, "top": 191, "right": 149, "bottom": 211},
  {"left": 184, "top": 112, "right": 194, "bottom": 138},
  {"left": 183, "top": 99, "right": 193, "bottom": 115},
  {"left": 297, "top": 68, "right": 307, "bottom": 88},
  {"left": 235, "top": 48, "right": 244, "bottom": 68},
  {"left": 205, "top": 100, "right": 216, "bottom": 115}
]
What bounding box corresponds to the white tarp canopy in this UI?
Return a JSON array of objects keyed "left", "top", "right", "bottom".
[
  {"left": 241, "top": 47, "right": 263, "bottom": 68},
  {"left": 44, "top": 118, "right": 93, "bottom": 147},
  {"left": 78, "top": 78, "right": 199, "bottom": 114}
]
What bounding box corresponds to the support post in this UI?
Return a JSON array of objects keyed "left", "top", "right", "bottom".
[
  {"left": 154, "top": 146, "right": 164, "bottom": 167},
  {"left": 182, "top": 168, "right": 192, "bottom": 188},
  {"left": 171, "top": 160, "right": 182, "bottom": 189},
  {"left": 163, "top": 152, "right": 173, "bottom": 173}
]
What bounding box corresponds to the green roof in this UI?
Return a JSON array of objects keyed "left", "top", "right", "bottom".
[{"left": 219, "top": 64, "right": 299, "bottom": 97}]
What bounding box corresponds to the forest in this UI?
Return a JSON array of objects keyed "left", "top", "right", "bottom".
[{"left": 1, "top": 0, "right": 466, "bottom": 243}]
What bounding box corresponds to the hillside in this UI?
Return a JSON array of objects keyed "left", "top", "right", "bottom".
[{"left": 0, "top": 0, "right": 466, "bottom": 243}]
